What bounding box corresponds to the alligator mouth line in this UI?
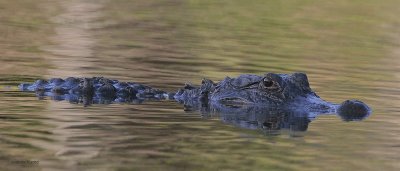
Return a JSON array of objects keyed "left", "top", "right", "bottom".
[{"left": 219, "top": 97, "right": 252, "bottom": 105}]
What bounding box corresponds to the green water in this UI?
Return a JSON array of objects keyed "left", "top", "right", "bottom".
[{"left": 0, "top": 0, "right": 399, "bottom": 170}]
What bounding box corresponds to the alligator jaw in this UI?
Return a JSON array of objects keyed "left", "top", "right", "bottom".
[
  {"left": 218, "top": 97, "right": 252, "bottom": 105},
  {"left": 286, "top": 94, "right": 371, "bottom": 122},
  {"left": 286, "top": 95, "right": 335, "bottom": 112}
]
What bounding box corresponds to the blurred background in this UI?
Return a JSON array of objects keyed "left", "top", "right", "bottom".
[{"left": 0, "top": 0, "right": 399, "bottom": 170}]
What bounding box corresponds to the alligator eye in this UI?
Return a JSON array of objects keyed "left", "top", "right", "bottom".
[{"left": 263, "top": 79, "right": 274, "bottom": 88}]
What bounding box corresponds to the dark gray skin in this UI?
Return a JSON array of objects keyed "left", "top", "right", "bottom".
[
  {"left": 20, "top": 76, "right": 169, "bottom": 105},
  {"left": 19, "top": 72, "right": 371, "bottom": 122},
  {"left": 174, "top": 72, "right": 371, "bottom": 120}
]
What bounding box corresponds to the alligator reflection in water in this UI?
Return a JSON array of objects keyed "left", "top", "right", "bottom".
[
  {"left": 19, "top": 73, "right": 372, "bottom": 135},
  {"left": 183, "top": 101, "right": 370, "bottom": 136}
]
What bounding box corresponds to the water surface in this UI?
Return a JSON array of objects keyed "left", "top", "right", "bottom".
[{"left": 0, "top": 0, "right": 399, "bottom": 170}]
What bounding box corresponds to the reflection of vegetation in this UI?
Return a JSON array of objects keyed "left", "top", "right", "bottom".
[
  {"left": 0, "top": 1, "right": 59, "bottom": 168},
  {"left": 0, "top": 75, "right": 42, "bottom": 87},
  {"left": 179, "top": 0, "right": 400, "bottom": 80},
  {"left": 98, "top": 0, "right": 400, "bottom": 90},
  {"left": 0, "top": 0, "right": 56, "bottom": 76}
]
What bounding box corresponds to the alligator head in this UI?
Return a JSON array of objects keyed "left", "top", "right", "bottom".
[
  {"left": 211, "top": 73, "right": 313, "bottom": 104},
  {"left": 176, "top": 72, "right": 371, "bottom": 121}
]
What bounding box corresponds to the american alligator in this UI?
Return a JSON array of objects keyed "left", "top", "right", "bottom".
[{"left": 19, "top": 73, "right": 371, "bottom": 131}]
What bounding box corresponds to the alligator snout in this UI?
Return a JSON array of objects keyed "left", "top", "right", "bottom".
[{"left": 337, "top": 100, "right": 371, "bottom": 121}]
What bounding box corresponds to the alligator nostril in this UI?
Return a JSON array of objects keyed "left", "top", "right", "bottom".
[{"left": 337, "top": 100, "right": 371, "bottom": 121}]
